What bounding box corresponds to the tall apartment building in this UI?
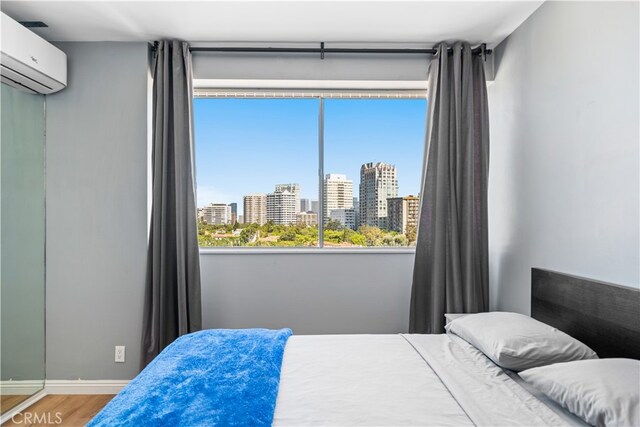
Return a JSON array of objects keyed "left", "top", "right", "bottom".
[
  {"left": 275, "top": 183, "right": 301, "bottom": 213},
  {"left": 310, "top": 200, "right": 319, "bottom": 214},
  {"left": 229, "top": 202, "right": 238, "bottom": 224},
  {"left": 352, "top": 196, "right": 360, "bottom": 229},
  {"left": 359, "top": 162, "right": 398, "bottom": 229},
  {"left": 243, "top": 194, "right": 267, "bottom": 225},
  {"left": 299, "top": 198, "right": 311, "bottom": 213},
  {"left": 323, "top": 174, "right": 353, "bottom": 225},
  {"left": 201, "top": 203, "right": 232, "bottom": 225},
  {"left": 387, "top": 195, "right": 420, "bottom": 234},
  {"left": 266, "top": 190, "right": 297, "bottom": 225}
]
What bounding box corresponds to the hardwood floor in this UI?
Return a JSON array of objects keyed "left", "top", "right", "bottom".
[
  {"left": 2, "top": 395, "right": 113, "bottom": 427},
  {"left": 1, "top": 396, "right": 31, "bottom": 414}
]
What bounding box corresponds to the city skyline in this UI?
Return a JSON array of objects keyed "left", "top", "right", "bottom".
[
  {"left": 196, "top": 165, "right": 418, "bottom": 214},
  {"left": 194, "top": 98, "right": 427, "bottom": 216},
  {"left": 197, "top": 166, "right": 417, "bottom": 212},
  {"left": 197, "top": 166, "right": 421, "bottom": 247},
  {"left": 199, "top": 163, "right": 419, "bottom": 232}
]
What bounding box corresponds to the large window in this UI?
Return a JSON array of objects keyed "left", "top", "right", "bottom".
[{"left": 194, "top": 92, "right": 426, "bottom": 249}]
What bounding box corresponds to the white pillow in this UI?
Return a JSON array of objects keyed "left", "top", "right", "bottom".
[
  {"left": 445, "top": 312, "right": 597, "bottom": 371},
  {"left": 520, "top": 358, "right": 640, "bottom": 427}
]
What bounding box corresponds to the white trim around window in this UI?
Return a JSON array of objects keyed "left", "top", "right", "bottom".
[
  {"left": 193, "top": 79, "right": 428, "bottom": 92},
  {"left": 194, "top": 83, "right": 426, "bottom": 254},
  {"left": 200, "top": 247, "right": 416, "bottom": 255}
]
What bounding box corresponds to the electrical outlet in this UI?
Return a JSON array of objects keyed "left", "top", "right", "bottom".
[{"left": 115, "top": 346, "right": 125, "bottom": 363}]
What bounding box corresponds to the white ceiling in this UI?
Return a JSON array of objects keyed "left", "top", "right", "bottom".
[{"left": 1, "top": 1, "right": 543, "bottom": 47}]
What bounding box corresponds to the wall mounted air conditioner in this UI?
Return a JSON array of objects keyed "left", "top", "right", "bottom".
[{"left": 1, "top": 12, "right": 66, "bottom": 94}]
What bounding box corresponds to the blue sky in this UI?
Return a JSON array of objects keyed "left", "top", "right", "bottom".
[{"left": 194, "top": 98, "right": 427, "bottom": 215}]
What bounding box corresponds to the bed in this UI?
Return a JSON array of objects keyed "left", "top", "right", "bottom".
[
  {"left": 90, "top": 269, "right": 640, "bottom": 426},
  {"left": 273, "top": 333, "right": 589, "bottom": 426}
]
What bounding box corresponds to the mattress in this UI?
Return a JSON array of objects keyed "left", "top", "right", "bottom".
[{"left": 273, "top": 333, "right": 588, "bottom": 426}]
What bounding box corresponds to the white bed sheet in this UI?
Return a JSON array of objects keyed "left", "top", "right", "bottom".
[
  {"left": 273, "top": 334, "right": 587, "bottom": 426},
  {"left": 273, "top": 334, "right": 473, "bottom": 426},
  {"left": 407, "top": 333, "right": 587, "bottom": 426}
]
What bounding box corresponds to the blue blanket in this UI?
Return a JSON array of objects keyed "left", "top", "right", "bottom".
[{"left": 88, "top": 328, "right": 292, "bottom": 426}]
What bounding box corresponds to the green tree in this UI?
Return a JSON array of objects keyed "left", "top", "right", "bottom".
[
  {"left": 239, "top": 224, "right": 258, "bottom": 244},
  {"left": 324, "top": 229, "right": 345, "bottom": 244},
  {"left": 263, "top": 220, "right": 276, "bottom": 233},
  {"left": 360, "top": 225, "right": 384, "bottom": 246},
  {"left": 405, "top": 225, "right": 417, "bottom": 244},
  {"left": 325, "top": 219, "right": 344, "bottom": 231},
  {"left": 393, "top": 234, "right": 408, "bottom": 246},
  {"left": 279, "top": 228, "right": 297, "bottom": 241},
  {"left": 348, "top": 233, "right": 366, "bottom": 246}
]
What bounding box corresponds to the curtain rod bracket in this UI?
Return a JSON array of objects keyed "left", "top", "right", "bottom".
[{"left": 320, "top": 42, "right": 325, "bottom": 60}]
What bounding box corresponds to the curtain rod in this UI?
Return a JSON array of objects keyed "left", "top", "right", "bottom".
[{"left": 154, "top": 42, "right": 491, "bottom": 60}]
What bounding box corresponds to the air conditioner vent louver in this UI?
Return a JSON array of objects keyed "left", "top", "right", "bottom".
[{"left": 1, "top": 63, "right": 53, "bottom": 91}]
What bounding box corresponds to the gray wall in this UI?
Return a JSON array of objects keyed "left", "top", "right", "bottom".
[
  {"left": 200, "top": 252, "right": 414, "bottom": 334},
  {"left": 45, "top": 3, "right": 640, "bottom": 380},
  {"left": 487, "top": 1, "right": 640, "bottom": 314},
  {"left": 44, "top": 43, "right": 416, "bottom": 380},
  {"left": 46, "top": 42, "right": 149, "bottom": 380}
]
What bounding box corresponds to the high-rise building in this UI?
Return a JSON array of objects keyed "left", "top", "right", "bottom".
[
  {"left": 310, "top": 200, "right": 319, "bottom": 214},
  {"left": 359, "top": 162, "right": 398, "bottom": 229},
  {"left": 352, "top": 197, "right": 360, "bottom": 229},
  {"left": 329, "top": 208, "right": 357, "bottom": 230},
  {"left": 229, "top": 202, "right": 238, "bottom": 224},
  {"left": 296, "top": 211, "right": 318, "bottom": 227},
  {"left": 243, "top": 194, "right": 267, "bottom": 225},
  {"left": 387, "top": 195, "right": 420, "bottom": 234},
  {"left": 323, "top": 174, "right": 353, "bottom": 224},
  {"left": 267, "top": 190, "right": 297, "bottom": 225},
  {"left": 201, "top": 203, "right": 232, "bottom": 225},
  {"left": 275, "top": 183, "right": 300, "bottom": 213},
  {"left": 299, "top": 198, "right": 311, "bottom": 213}
]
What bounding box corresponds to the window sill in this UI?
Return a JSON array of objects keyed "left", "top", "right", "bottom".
[{"left": 199, "top": 247, "right": 416, "bottom": 255}]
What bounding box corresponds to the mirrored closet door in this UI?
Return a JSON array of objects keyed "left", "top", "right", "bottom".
[{"left": 0, "top": 83, "right": 46, "bottom": 414}]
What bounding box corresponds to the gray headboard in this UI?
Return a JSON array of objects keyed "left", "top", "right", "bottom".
[{"left": 531, "top": 268, "right": 640, "bottom": 359}]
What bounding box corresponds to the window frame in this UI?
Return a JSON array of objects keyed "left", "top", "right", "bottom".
[{"left": 193, "top": 86, "right": 426, "bottom": 254}]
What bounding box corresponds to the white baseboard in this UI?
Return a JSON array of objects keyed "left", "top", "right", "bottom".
[
  {"left": 0, "top": 389, "right": 46, "bottom": 425},
  {"left": 45, "top": 380, "right": 129, "bottom": 395},
  {"left": 0, "top": 380, "right": 44, "bottom": 395}
]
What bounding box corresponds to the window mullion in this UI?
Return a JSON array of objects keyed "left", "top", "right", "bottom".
[{"left": 318, "top": 96, "right": 325, "bottom": 248}]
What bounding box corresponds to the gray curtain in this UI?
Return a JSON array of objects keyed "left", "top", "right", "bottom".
[
  {"left": 409, "top": 42, "right": 489, "bottom": 334},
  {"left": 142, "top": 40, "right": 202, "bottom": 366}
]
